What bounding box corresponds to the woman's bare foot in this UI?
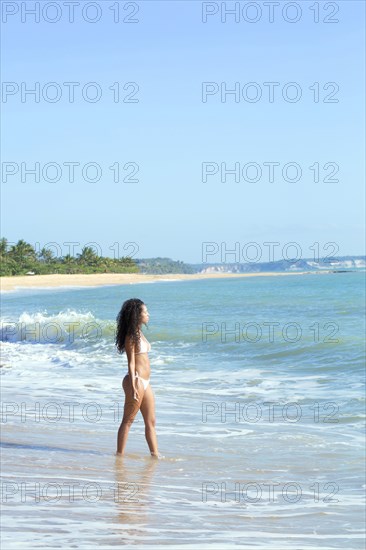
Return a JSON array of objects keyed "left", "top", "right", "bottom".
[{"left": 150, "top": 452, "right": 165, "bottom": 459}]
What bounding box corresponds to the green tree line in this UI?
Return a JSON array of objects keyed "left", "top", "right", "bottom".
[{"left": 0, "top": 238, "right": 139, "bottom": 276}]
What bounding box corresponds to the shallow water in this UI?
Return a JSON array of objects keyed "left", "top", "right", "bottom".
[{"left": 1, "top": 272, "right": 365, "bottom": 548}]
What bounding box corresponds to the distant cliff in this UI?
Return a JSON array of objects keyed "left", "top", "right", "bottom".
[{"left": 195, "top": 256, "right": 366, "bottom": 274}]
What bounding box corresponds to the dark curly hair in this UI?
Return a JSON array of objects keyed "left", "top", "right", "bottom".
[{"left": 115, "top": 298, "right": 147, "bottom": 355}]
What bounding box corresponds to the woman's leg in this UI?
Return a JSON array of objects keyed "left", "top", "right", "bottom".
[
  {"left": 117, "top": 375, "right": 145, "bottom": 455},
  {"left": 139, "top": 384, "right": 159, "bottom": 456}
]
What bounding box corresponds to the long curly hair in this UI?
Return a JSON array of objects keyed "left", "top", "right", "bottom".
[{"left": 115, "top": 298, "right": 146, "bottom": 355}]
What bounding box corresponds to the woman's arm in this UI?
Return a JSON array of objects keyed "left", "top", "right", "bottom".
[{"left": 125, "top": 335, "right": 137, "bottom": 394}]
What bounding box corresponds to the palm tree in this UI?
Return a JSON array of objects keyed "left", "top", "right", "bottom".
[
  {"left": 76, "top": 246, "right": 99, "bottom": 266},
  {"left": 0, "top": 237, "right": 8, "bottom": 256},
  {"left": 63, "top": 253, "right": 75, "bottom": 264},
  {"left": 62, "top": 253, "right": 76, "bottom": 273},
  {"left": 38, "top": 247, "right": 55, "bottom": 264},
  {"left": 9, "top": 240, "right": 37, "bottom": 263}
]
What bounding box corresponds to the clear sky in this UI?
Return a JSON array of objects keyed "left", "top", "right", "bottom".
[{"left": 1, "top": 0, "right": 365, "bottom": 264}]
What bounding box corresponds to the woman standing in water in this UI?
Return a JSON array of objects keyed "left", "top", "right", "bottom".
[{"left": 115, "top": 298, "right": 162, "bottom": 458}]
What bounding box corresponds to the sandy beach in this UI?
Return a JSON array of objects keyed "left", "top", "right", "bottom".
[{"left": 0, "top": 270, "right": 330, "bottom": 292}]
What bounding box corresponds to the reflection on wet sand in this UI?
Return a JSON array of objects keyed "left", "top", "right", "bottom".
[{"left": 113, "top": 455, "right": 159, "bottom": 534}]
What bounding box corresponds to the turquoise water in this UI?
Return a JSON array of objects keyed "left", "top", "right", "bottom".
[{"left": 1, "top": 272, "right": 365, "bottom": 549}]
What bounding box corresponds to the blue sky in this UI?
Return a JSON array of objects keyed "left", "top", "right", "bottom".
[{"left": 1, "top": 0, "right": 365, "bottom": 264}]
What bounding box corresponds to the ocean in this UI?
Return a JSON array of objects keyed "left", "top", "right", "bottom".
[{"left": 1, "top": 272, "right": 365, "bottom": 549}]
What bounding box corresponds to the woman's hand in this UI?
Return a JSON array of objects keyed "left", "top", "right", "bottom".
[{"left": 132, "top": 381, "right": 140, "bottom": 401}]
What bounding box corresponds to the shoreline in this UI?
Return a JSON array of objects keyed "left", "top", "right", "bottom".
[{"left": 0, "top": 270, "right": 334, "bottom": 292}]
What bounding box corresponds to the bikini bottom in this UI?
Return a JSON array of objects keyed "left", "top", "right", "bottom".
[{"left": 135, "top": 372, "right": 150, "bottom": 390}]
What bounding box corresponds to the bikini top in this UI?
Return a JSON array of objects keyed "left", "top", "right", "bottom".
[{"left": 135, "top": 333, "right": 151, "bottom": 355}]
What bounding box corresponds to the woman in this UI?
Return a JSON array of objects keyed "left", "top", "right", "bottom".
[{"left": 115, "top": 298, "right": 162, "bottom": 458}]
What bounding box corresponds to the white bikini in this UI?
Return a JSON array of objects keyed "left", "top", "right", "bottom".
[{"left": 133, "top": 332, "right": 151, "bottom": 390}]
